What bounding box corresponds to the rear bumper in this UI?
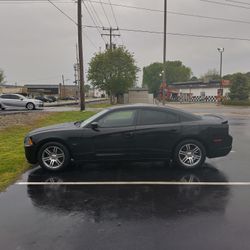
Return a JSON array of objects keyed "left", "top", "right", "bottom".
[{"left": 207, "top": 135, "right": 233, "bottom": 158}]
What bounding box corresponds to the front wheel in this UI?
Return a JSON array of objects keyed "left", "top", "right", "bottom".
[
  {"left": 26, "top": 102, "right": 35, "bottom": 110},
  {"left": 38, "top": 142, "right": 70, "bottom": 171},
  {"left": 0, "top": 104, "right": 5, "bottom": 110},
  {"left": 174, "top": 140, "right": 206, "bottom": 169}
]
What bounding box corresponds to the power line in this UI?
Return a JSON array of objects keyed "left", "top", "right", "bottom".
[
  {"left": 82, "top": 0, "right": 106, "bottom": 43},
  {"left": 47, "top": 0, "right": 98, "bottom": 49},
  {"left": 227, "top": 0, "right": 250, "bottom": 6},
  {"left": 107, "top": 0, "right": 124, "bottom": 45},
  {"left": 47, "top": 0, "right": 77, "bottom": 25},
  {"left": 85, "top": 0, "right": 250, "bottom": 26},
  {"left": 200, "top": 0, "right": 250, "bottom": 10},
  {"left": 85, "top": 24, "right": 250, "bottom": 42},
  {"left": 2, "top": 0, "right": 250, "bottom": 27},
  {"left": 99, "top": 0, "right": 111, "bottom": 27}
]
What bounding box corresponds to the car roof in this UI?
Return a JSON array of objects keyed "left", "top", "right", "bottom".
[
  {"left": 105, "top": 103, "right": 201, "bottom": 119},
  {"left": 106, "top": 103, "right": 181, "bottom": 112}
]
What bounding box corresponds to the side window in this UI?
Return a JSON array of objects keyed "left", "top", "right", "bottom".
[
  {"left": 9, "top": 95, "right": 19, "bottom": 99},
  {"left": 1, "top": 95, "right": 10, "bottom": 99},
  {"left": 138, "top": 109, "right": 178, "bottom": 125},
  {"left": 98, "top": 110, "right": 136, "bottom": 128}
]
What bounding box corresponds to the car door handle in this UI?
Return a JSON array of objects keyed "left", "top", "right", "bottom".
[{"left": 123, "top": 132, "right": 134, "bottom": 138}]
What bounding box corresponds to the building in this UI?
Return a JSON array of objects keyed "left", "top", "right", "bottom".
[
  {"left": 0, "top": 85, "right": 27, "bottom": 95},
  {"left": 124, "top": 88, "right": 154, "bottom": 104},
  {"left": 167, "top": 80, "right": 230, "bottom": 102},
  {"left": 24, "top": 84, "right": 79, "bottom": 99}
]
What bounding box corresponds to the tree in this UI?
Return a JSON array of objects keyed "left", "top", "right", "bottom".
[
  {"left": 142, "top": 61, "right": 192, "bottom": 95},
  {"left": 200, "top": 69, "right": 220, "bottom": 82},
  {"left": 229, "top": 73, "right": 250, "bottom": 101},
  {"left": 0, "top": 69, "right": 5, "bottom": 85},
  {"left": 88, "top": 47, "right": 139, "bottom": 103}
]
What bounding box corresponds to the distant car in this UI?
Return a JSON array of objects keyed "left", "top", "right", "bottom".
[
  {"left": 24, "top": 104, "right": 233, "bottom": 171},
  {"left": 35, "top": 96, "right": 51, "bottom": 103},
  {"left": 60, "top": 96, "right": 76, "bottom": 101},
  {"left": 0, "top": 94, "right": 43, "bottom": 110},
  {"left": 46, "top": 96, "right": 57, "bottom": 102}
]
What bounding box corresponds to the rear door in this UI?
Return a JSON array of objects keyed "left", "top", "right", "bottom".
[
  {"left": 135, "top": 108, "right": 182, "bottom": 159},
  {"left": 93, "top": 109, "right": 138, "bottom": 160}
]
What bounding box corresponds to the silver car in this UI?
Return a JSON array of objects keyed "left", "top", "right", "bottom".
[{"left": 0, "top": 94, "right": 43, "bottom": 110}]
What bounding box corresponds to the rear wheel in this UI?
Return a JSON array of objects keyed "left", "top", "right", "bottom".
[
  {"left": 26, "top": 102, "right": 35, "bottom": 110},
  {"left": 38, "top": 142, "right": 70, "bottom": 171},
  {"left": 174, "top": 140, "right": 206, "bottom": 169}
]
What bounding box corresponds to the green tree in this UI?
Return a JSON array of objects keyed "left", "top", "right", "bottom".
[
  {"left": 142, "top": 61, "right": 192, "bottom": 95},
  {"left": 88, "top": 47, "right": 139, "bottom": 103},
  {"left": 0, "top": 69, "right": 5, "bottom": 85},
  {"left": 229, "top": 73, "right": 250, "bottom": 100},
  {"left": 201, "top": 69, "right": 220, "bottom": 81}
]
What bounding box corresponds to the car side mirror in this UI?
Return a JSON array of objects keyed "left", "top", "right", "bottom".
[{"left": 91, "top": 122, "right": 99, "bottom": 130}]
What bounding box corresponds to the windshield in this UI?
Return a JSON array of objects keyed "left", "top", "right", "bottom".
[{"left": 80, "top": 109, "right": 109, "bottom": 128}]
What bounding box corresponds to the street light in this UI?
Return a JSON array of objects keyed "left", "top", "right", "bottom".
[{"left": 217, "top": 47, "right": 224, "bottom": 98}]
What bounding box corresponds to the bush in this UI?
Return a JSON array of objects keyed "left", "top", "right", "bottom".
[{"left": 222, "top": 99, "right": 250, "bottom": 106}]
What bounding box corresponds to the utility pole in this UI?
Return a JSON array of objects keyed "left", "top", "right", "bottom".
[
  {"left": 62, "top": 74, "right": 65, "bottom": 98},
  {"left": 102, "top": 27, "right": 120, "bottom": 50},
  {"left": 77, "top": 0, "right": 85, "bottom": 110},
  {"left": 217, "top": 47, "right": 224, "bottom": 102},
  {"left": 161, "top": 0, "right": 168, "bottom": 105}
]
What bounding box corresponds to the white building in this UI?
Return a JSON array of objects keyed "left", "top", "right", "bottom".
[{"left": 168, "top": 80, "right": 230, "bottom": 102}]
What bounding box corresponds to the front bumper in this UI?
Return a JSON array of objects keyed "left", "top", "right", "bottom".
[{"left": 25, "top": 146, "right": 38, "bottom": 164}]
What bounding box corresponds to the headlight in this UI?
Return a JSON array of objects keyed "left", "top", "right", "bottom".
[{"left": 24, "top": 136, "right": 33, "bottom": 146}]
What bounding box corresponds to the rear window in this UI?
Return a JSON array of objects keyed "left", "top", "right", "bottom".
[{"left": 138, "top": 109, "right": 179, "bottom": 125}]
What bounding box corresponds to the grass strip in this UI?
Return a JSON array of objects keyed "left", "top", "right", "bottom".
[{"left": 0, "top": 111, "right": 95, "bottom": 191}]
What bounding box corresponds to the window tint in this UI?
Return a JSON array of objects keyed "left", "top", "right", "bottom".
[
  {"left": 1, "top": 95, "right": 11, "bottom": 99},
  {"left": 1, "top": 94, "right": 19, "bottom": 99},
  {"left": 138, "top": 109, "right": 178, "bottom": 125},
  {"left": 98, "top": 110, "right": 136, "bottom": 128},
  {"left": 9, "top": 95, "right": 20, "bottom": 99}
]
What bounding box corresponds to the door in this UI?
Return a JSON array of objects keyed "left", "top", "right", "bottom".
[
  {"left": 135, "top": 108, "right": 181, "bottom": 159},
  {"left": 0, "top": 94, "right": 24, "bottom": 108},
  {"left": 93, "top": 109, "right": 138, "bottom": 160}
]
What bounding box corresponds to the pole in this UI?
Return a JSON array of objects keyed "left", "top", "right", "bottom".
[
  {"left": 102, "top": 27, "right": 120, "bottom": 50},
  {"left": 62, "top": 74, "right": 65, "bottom": 98},
  {"left": 78, "top": 0, "right": 85, "bottom": 111},
  {"left": 220, "top": 51, "right": 223, "bottom": 90},
  {"left": 162, "top": 0, "right": 167, "bottom": 105}
]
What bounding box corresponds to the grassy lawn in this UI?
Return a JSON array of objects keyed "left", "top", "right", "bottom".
[
  {"left": 86, "top": 102, "right": 112, "bottom": 108},
  {"left": 0, "top": 111, "right": 95, "bottom": 191}
]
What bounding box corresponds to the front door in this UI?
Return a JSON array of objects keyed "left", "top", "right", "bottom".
[{"left": 93, "top": 109, "right": 138, "bottom": 160}]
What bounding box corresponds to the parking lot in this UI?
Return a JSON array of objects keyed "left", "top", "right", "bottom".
[{"left": 0, "top": 107, "right": 250, "bottom": 250}]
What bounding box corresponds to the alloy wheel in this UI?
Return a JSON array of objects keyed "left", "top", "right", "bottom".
[
  {"left": 178, "top": 143, "right": 202, "bottom": 168},
  {"left": 42, "top": 146, "right": 65, "bottom": 170}
]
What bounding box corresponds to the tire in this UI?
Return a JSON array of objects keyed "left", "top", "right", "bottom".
[
  {"left": 26, "top": 102, "right": 35, "bottom": 110},
  {"left": 173, "top": 139, "right": 206, "bottom": 169},
  {"left": 38, "top": 142, "right": 70, "bottom": 171},
  {"left": 0, "top": 104, "right": 5, "bottom": 110}
]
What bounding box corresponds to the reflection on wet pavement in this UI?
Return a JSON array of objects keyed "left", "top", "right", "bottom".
[{"left": 27, "top": 163, "right": 230, "bottom": 219}]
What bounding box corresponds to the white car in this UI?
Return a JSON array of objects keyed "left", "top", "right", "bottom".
[{"left": 0, "top": 94, "right": 43, "bottom": 110}]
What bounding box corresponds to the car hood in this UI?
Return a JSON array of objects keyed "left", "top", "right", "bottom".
[{"left": 29, "top": 122, "right": 77, "bottom": 135}]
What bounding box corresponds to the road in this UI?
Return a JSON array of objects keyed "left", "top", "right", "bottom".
[{"left": 0, "top": 106, "right": 250, "bottom": 250}]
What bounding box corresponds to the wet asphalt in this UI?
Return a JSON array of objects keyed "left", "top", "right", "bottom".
[{"left": 1, "top": 109, "right": 250, "bottom": 250}]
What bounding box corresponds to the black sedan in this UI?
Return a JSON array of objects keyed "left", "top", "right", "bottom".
[{"left": 24, "top": 104, "right": 233, "bottom": 171}]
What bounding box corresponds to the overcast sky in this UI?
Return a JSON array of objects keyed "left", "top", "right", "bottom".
[{"left": 0, "top": 0, "right": 250, "bottom": 86}]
